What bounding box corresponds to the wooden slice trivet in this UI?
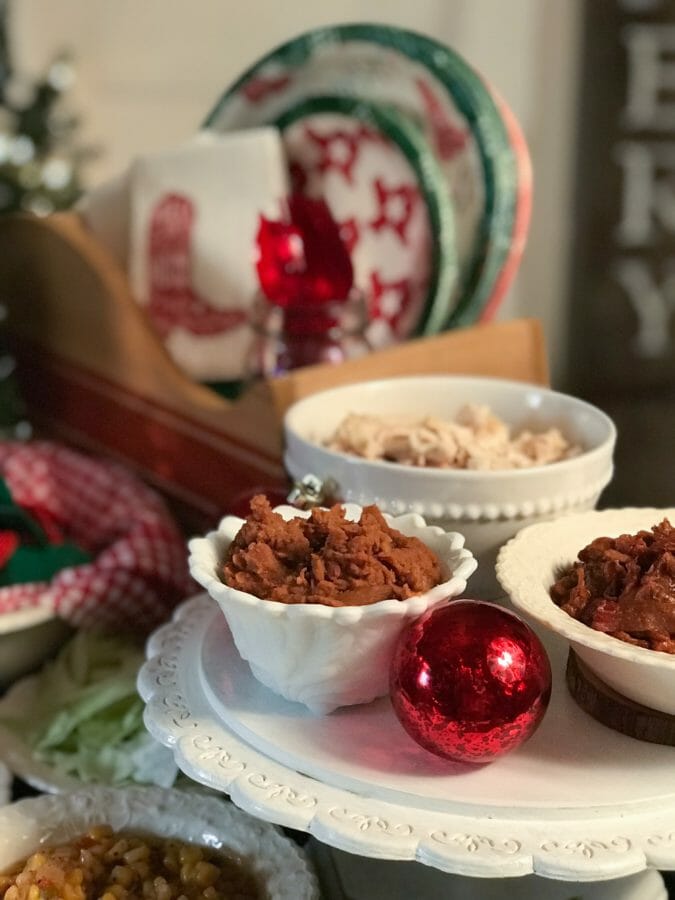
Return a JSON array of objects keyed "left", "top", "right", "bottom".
[{"left": 566, "top": 649, "right": 675, "bottom": 746}]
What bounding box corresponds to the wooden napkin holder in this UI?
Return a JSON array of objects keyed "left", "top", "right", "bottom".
[{"left": 0, "top": 212, "right": 548, "bottom": 527}]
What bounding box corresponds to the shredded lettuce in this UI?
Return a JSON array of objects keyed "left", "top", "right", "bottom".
[{"left": 0, "top": 630, "right": 178, "bottom": 787}]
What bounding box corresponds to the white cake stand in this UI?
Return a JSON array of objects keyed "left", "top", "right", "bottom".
[{"left": 139, "top": 595, "right": 675, "bottom": 882}]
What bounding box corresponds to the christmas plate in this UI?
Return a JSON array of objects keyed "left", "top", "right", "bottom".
[
  {"left": 277, "top": 95, "right": 457, "bottom": 347},
  {"left": 139, "top": 594, "right": 675, "bottom": 882},
  {"left": 204, "top": 23, "right": 530, "bottom": 334}
]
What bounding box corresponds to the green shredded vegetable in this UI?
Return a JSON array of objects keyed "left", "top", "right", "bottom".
[{"left": 0, "top": 630, "right": 178, "bottom": 787}]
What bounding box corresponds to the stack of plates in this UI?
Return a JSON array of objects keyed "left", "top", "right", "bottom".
[{"left": 204, "top": 24, "right": 531, "bottom": 348}]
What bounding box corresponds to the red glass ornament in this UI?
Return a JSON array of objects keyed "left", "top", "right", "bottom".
[
  {"left": 255, "top": 217, "right": 305, "bottom": 308},
  {"left": 228, "top": 485, "right": 292, "bottom": 519},
  {"left": 251, "top": 193, "right": 368, "bottom": 376},
  {"left": 390, "top": 600, "right": 552, "bottom": 764},
  {"left": 286, "top": 193, "right": 353, "bottom": 304},
  {"left": 255, "top": 194, "right": 353, "bottom": 308}
]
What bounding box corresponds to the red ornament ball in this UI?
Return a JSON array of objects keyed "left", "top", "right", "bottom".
[{"left": 390, "top": 600, "right": 552, "bottom": 764}]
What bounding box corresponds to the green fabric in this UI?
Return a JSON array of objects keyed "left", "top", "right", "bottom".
[
  {"left": 0, "top": 475, "right": 92, "bottom": 585},
  {"left": 0, "top": 476, "right": 48, "bottom": 544},
  {"left": 0, "top": 479, "right": 14, "bottom": 507},
  {"left": 0, "top": 542, "right": 91, "bottom": 586}
]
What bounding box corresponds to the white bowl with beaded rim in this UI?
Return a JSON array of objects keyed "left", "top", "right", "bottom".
[
  {"left": 496, "top": 507, "right": 675, "bottom": 715},
  {"left": 283, "top": 376, "right": 616, "bottom": 596},
  {"left": 0, "top": 785, "right": 318, "bottom": 899},
  {"left": 189, "top": 504, "right": 476, "bottom": 714}
]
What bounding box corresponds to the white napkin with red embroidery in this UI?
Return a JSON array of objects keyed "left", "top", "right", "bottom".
[{"left": 80, "top": 130, "right": 289, "bottom": 382}]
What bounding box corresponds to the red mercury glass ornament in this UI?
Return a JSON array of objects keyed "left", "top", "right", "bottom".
[
  {"left": 390, "top": 600, "right": 552, "bottom": 764},
  {"left": 250, "top": 194, "right": 370, "bottom": 376},
  {"left": 255, "top": 216, "right": 306, "bottom": 309}
]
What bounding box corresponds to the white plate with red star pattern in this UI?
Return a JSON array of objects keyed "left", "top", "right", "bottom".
[
  {"left": 277, "top": 95, "right": 456, "bottom": 347},
  {"left": 204, "top": 24, "right": 531, "bottom": 344}
]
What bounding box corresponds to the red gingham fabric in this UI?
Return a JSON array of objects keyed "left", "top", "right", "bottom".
[{"left": 0, "top": 442, "right": 193, "bottom": 633}]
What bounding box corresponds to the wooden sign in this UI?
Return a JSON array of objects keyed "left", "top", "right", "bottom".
[{"left": 571, "top": 0, "right": 675, "bottom": 394}]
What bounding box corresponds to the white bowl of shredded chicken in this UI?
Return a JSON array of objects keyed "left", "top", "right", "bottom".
[{"left": 284, "top": 376, "right": 616, "bottom": 595}]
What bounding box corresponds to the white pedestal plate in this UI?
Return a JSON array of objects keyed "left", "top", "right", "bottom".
[{"left": 139, "top": 595, "right": 675, "bottom": 888}]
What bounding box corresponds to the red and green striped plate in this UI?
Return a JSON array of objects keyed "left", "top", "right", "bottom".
[{"left": 204, "top": 23, "right": 530, "bottom": 338}]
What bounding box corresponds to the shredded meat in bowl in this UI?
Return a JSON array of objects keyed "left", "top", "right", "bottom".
[
  {"left": 326, "top": 405, "right": 580, "bottom": 470},
  {"left": 550, "top": 519, "right": 675, "bottom": 654}
]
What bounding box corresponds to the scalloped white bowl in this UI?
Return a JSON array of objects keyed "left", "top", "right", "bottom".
[
  {"left": 496, "top": 508, "right": 675, "bottom": 715},
  {"left": 189, "top": 504, "right": 476, "bottom": 714},
  {"left": 283, "top": 376, "right": 616, "bottom": 596},
  {"left": 0, "top": 786, "right": 318, "bottom": 899}
]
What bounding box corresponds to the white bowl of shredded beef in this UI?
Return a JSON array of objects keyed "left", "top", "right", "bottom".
[
  {"left": 189, "top": 498, "right": 476, "bottom": 714},
  {"left": 496, "top": 508, "right": 675, "bottom": 715}
]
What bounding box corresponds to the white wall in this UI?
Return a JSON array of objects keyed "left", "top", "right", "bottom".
[{"left": 9, "top": 0, "right": 582, "bottom": 383}]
